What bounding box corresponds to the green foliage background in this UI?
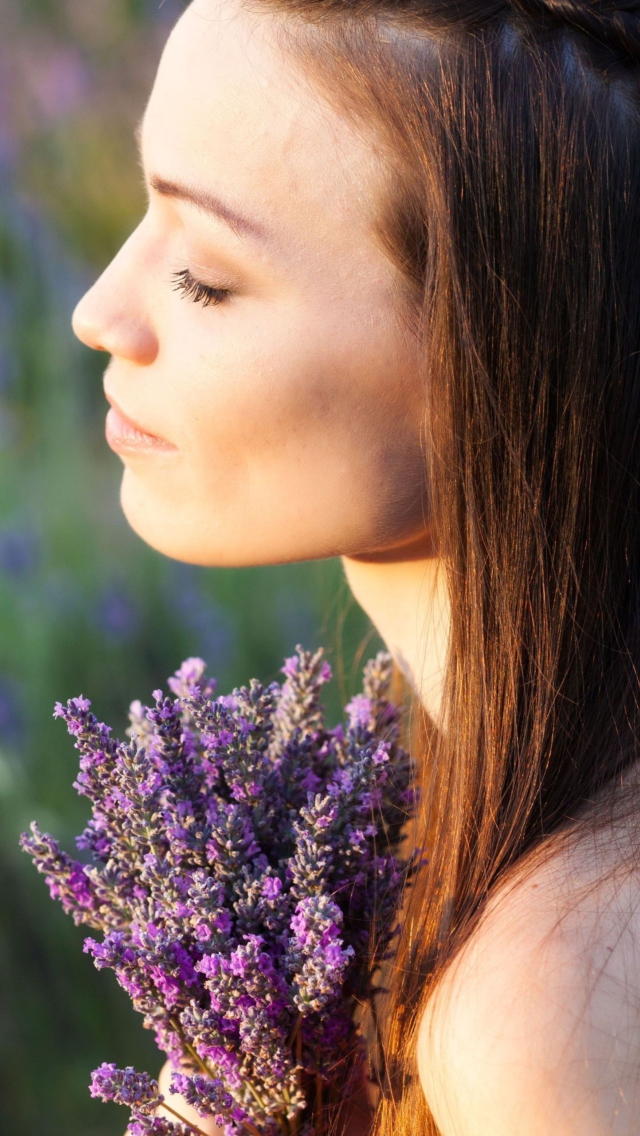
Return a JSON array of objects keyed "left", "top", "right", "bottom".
[{"left": 0, "top": 3, "right": 377, "bottom": 1131}]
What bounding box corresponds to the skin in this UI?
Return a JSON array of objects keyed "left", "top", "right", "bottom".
[
  {"left": 72, "top": 1, "right": 445, "bottom": 1131},
  {"left": 72, "top": 0, "right": 430, "bottom": 571},
  {"left": 73, "top": 2, "right": 640, "bottom": 1134},
  {"left": 418, "top": 819, "right": 640, "bottom": 1136}
]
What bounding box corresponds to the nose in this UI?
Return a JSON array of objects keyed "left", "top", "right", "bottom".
[{"left": 72, "top": 224, "right": 159, "bottom": 366}]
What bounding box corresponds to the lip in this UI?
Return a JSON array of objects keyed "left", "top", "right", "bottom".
[{"left": 104, "top": 396, "right": 177, "bottom": 456}]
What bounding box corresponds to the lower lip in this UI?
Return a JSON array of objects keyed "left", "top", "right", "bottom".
[{"left": 105, "top": 407, "right": 176, "bottom": 455}]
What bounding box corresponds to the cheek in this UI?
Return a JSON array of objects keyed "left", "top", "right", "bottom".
[
  {"left": 169, "top": 300, "right": 416, "bottom": 485},
  {"left": 121, "top": 295, "right": 427, "bottom": 566}
]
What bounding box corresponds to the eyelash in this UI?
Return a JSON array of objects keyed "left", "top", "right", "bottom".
[{"left": 171, "top": 268, "right": 233, "bottom": 308}]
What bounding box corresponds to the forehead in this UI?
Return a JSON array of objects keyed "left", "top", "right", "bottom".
[{"left": 142, "top": 0, "right": 387, "bottom": 257}]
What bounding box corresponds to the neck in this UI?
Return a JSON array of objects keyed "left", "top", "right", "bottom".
[{"left": 342, "top": 550, "right": 450, "bottom": 725}]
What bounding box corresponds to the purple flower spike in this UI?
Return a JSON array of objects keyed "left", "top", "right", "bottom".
[
  {"left": 345, "top": 693, "right": 373, "bottom": 733},
  {"left": 287, "top": 895, "right": 355, "bottom": 1014},
  {"left": 170, "top": 1072, "right": 238, "bottom": 1121},
  {"left": 22, "top": 648, "right": 416, "bottom": 1136},
  {"left": 19, "top": 823, "right": 98, "bottom": 925},
  {"left": 90, "top": 1064, "right": 162, "bottom": 1116},
  {"left": 168, "top": 657, "right": 217, "bottom": 700},
  {"left": 128, "top": 1119, "right": 191, "bottom": 1136}
]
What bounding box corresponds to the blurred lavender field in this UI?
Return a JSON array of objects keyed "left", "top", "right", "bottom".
[{"left": 0, "top": 3, "right": 376, "bottom": 1132}]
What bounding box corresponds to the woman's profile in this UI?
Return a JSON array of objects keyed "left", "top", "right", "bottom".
[{"left": 71, "top": 1, "right": 640, "bottom": 1133}]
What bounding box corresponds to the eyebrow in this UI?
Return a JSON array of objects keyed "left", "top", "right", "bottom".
[{"left": 148, "top": 173, "right": 269, "bottom": 243}]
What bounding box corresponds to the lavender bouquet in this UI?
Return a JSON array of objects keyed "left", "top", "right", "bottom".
[{"left": 21, "top": 648, "right": 415, "bottom": 1136}]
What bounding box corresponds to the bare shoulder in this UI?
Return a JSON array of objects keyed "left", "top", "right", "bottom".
[{"left": 418, "top": 822, "right": 640, "bottom": 1136}]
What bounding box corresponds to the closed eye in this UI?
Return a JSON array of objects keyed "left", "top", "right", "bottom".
[{"left": 172, "top": 268, "right": 233, "bottom": 308}]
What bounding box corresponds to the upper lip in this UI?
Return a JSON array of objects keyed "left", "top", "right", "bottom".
[{"left": 104, "top": 389, "right": 175, "bottom": 448}]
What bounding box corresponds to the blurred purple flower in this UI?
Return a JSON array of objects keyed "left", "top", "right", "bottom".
[
  {"left": 0, "top": 676, "right": 23, "bottom": 748},
  {"left": 274, "top": 588, "right": 317, "bottom": 655},
  {"left": 95, "top": 586, "right": 141, "bottom": 645},
  {"left": 166, "top": 565, "right": 236, "bottom": 672},
  {"left": 0, "top": 527, "right": 40, "bottom": 578},
  {"left": 28, "top": 48, "right": 91, "bottom": 124}
]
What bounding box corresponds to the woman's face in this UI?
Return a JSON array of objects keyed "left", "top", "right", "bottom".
[{"left": 73, "top": 0, "right": 428, "bottom": 567}]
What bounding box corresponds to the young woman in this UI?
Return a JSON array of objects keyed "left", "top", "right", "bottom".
[{"left": 72, "top": 1, "right": 640, "bottom": 1133}]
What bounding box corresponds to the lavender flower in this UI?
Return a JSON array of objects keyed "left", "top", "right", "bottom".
[
  {"left": 21, "top": 648, "right": 416, "bottom": 1136},
  {"left": 170, "top": 1072, "right": 238, "bottom": 1121},
  {"left": 90, "top": 1064, "right": 162, "bottom": 1115},
  {"left": 127, "top": 1119, "right": 191, "bottom": 1136},
  {"left": 287, "top": 894, "right": 354, "bottom": 1013}
]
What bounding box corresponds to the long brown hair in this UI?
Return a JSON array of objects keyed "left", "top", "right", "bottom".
[{"left": 254, "top": 1, "right": 640, "bottom": 1131}]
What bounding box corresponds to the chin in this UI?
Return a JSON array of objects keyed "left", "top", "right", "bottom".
[
  {"left": 118, "top": 468, "right": 390, "bottom": 569},
  {"left": 119, "top": 473, "right": 213, "bottom": 566},
  {"left": 118, "top": 472, "right": 299, "bottom": 568}
]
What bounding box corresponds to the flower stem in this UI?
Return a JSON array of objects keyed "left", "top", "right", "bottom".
[
  {"left": 186, "top": 1041, "right": 215, "bottom": 1081},
  {"left": 242, "top": 1120, "right": 265, "bottom": 1136},
  {"left": 169, "top": 1016, "right": 216, "bottom": 1081},
  {"left": 169, "top": 1016, "right": 272, "bottom": 1136},
  {"left": 315, "top": 1072, "right": 323, "bottom": 1136},
  {"left": 161, "top": 1100, "right": 210, "bottom": 1136},
  {"left": 286, "top": 1013, "right": 303, "bottom": 1050},
  {"left": 245, "top": 1078, "right": 269, "bottom": 1115}
]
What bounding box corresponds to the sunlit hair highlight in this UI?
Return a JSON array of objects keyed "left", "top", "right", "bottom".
[{"left": 249, "top": 2, "right": 640, "bottom": 1133}]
